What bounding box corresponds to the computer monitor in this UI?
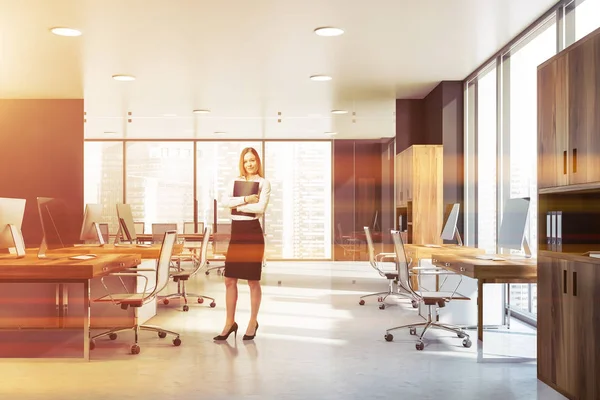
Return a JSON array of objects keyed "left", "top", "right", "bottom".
[
  {"left": 0, "top": 197, "right": 27, "bottom": 257},
  {"left": 37, "top": 197, "right": 76, "bottom": 258},
  {"left": 115, "top": 203, "right": 137, "bottom": 244},
  {"left": 498, "top": 197, "right": 531, "bottom": 258},
  {"left": 440, "top": 203, "right": 462, "bottom": 246},
  {"left": 79, "top": 203, "right": 105, "bottom": 245}
]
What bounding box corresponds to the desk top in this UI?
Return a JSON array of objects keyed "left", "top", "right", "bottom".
[
  {"left": 404, "top": 244, "right": 485, "bottom": 258},
  {"left": 136, "top": 233, "right": 208, "bottom": 242},
  {"left": 431, "top": 253, "right": 537, "bottom": 283},
  {"left": 0, "top": 253, "right": 141, "bottom": 282},
  {"left": 48, "top": 243, "right": 182, "bottom": 259}
]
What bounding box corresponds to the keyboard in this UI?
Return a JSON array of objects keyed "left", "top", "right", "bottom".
[
  {"left": 69, "top": 254, "right": 98, "bottom": 260},
  {"left": 423, "top": 244, "right": 442, "bottom": 248},
  {"left": 475, "top": 255, "right": 505, "bottom": 261}
]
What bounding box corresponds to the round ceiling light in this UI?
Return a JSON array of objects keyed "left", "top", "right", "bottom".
[
  {"left": 310, "top": 75, "right": 332, "bottom": 82},
  {"left": 314, "top": 27, "right": 344, "bottom": 37},
  {"left": 50, "top": 27, "right": 82, "bottom": 37},
  {"left": 331, "top": 110, "right": 348, "bottom": 114},
  {"left": 193, "top": 109, "right": 211, "bottom": 114},
  {"left": 112, "top": 74, "right": 136, "bottom": 81},
  {"left": 214, "top": 131, "right": 226, "bottom": 134},
  {"left": 325, "top": 132, "right": 337, "bottom": 135}
]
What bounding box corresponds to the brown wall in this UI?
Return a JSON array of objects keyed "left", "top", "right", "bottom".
[{"left": 0, "top": 99, "right": 84, "bottom": 246}]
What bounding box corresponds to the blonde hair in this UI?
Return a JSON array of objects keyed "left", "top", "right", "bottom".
[{"left": 238, "top": 147, "right": 263, "bottom": 178}]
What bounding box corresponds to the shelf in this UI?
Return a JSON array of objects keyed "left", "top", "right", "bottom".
[{"left": 539, "top": 182, "right": 600, "bottom": 194}]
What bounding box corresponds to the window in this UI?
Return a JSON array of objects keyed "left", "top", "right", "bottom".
[
  {"left": 83, "top": 142, "right": 123, "bottom": 234},
  {"left": 264, "top": 142, "right": 332, "bottom": 259},
  {"left": 566, "top": 0, "right": 600, "bottom": 45},
  {"left": 503, "top": 17, "right": 557, "bottom": 315},
  {"left": 125, "top": 142, "right": 194, "bottom": 233}
]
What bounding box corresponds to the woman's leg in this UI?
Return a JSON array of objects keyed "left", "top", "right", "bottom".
[
  {"left": 246, "top": 280, "right": 262, "bottom": 335},
  {"left": 220, "top": 277, "right": 238, "bottom": 334}
]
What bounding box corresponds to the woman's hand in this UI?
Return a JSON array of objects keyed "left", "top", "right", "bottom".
[{"left": 245, "top": 194, "right": 259, "bottom": 204}]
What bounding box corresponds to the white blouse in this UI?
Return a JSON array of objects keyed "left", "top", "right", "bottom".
[{"left": 223, "top": 176, "right": 271, "bottom": 220}]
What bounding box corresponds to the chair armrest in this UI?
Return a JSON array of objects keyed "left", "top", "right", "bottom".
[
  {"left": 375, "top": 252, "right": 396, "bottom": 262},
  {"left": 100, "top": 273, "right": 150, "bottom": 305}
]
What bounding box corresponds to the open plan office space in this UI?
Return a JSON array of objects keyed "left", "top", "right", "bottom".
[{"left": 0, "top": 0, "right": 599, "bottom": 399}]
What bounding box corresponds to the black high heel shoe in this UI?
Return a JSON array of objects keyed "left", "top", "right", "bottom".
[
  {"left": 213, "top": 322, "right": 238, "bottom": 341},
  {"left": 243, "top": 322, "right": 259, "bottom": 340}
]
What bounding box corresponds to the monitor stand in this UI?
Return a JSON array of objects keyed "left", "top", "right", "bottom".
[
  {"left": 501, "top": 237, "right": 533, "bottom": 260},
  {"left": 453, "top": 227, "right": 463, "bottom": 247},
  {"left": 93, "top": 222, "right": 106, "bottom": 246},
  {"left": 37, "top": 236, "right": 49, "bottom": 259},
  {"left": 7, "top": 224, "right": 26, "bottom": 258}
]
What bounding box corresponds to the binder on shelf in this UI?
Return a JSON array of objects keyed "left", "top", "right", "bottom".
[
  {"left": 546, "top": 212, "right": 552, "bottom": 247},
  {"left": 232, "top": 180, "right": 260, "bottom": 217},
  {"left": 556, "top": 211, "right": 562, "bottom": 252},
  {"left": 551, "top": 211, "right": 557, "bottom": 251}
]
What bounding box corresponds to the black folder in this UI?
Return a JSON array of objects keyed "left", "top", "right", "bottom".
[{"left": 232, "top": 180, "right": 260, "bottom": 217}]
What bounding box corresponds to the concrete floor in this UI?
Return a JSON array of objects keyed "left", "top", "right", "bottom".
[{"left": 0, "top": 261, "right": 565, "bottom": 400}]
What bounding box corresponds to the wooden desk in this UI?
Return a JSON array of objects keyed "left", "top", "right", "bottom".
[
  {"left": 136, "top": 233, "right": 207, "bottom": 243},
  {"left": 0, "top": 253, "right": 140, "bottom": 360},
  {"left": 431, "top": 253, "right": 536, "bottom": 346},
  {"left": 404, "top": 244, "right": 484, "bottom": 288},
  {"left": 50, "top": 243, "right": 183, "bottom": 259}
]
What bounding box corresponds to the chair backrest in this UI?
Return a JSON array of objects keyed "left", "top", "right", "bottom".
[
  {"left": 391, "top": 230, "right": 415, "bottom": 293},
  {"left": 183, "top": 221, "right": 204, "bottom": 234},
  {"left": 98, "top": 223, "right": 110, "bottom": 243},
  {"left": 152, "top": 230, "right": 178, "bottom": 296},
  {"left": 152, "top": 223, "right": 177, "bottom": 243},
  {"left": 363, "top": 226, "right": 377, "bottom": 268},
  {"left": 212, "top": 223, "right": 231, "bottom": 256},
  {"left": 189, "top": 226, "right": 211, "bottom": 275},
  {"left": 134, "top": 222, "right": 145, "bottom": 235}
]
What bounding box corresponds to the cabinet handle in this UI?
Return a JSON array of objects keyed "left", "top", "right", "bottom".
[
  {"left": 573, "top": 148, "right": 577, "bottom": 173},
  {"left": 563, "top": 269, "right": 568, "bottom": 294},
  {"left": 572, "top": 271, "right": 577, "bottom": 297},
  {"left": 563, "top": 151, "right": 567, "bottom": 175}
]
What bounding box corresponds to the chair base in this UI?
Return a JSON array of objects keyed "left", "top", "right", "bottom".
[
  {"left": 205, "top": 265, "right": 225, "bottom": 275},
  {"left": 90, "top": 324, "right": 181, "bottom": 354},
  {"left": 384, "top": 304, "right": 472, "bottom": 350},
  {"left": 359, "top": 280, "right": 418, "bottom": 309}
]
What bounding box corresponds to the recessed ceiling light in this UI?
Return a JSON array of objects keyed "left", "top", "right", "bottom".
[
  {"left": 325, "top": 132, "right": 337, "bottom": 135},
  {"left": 331, "top": 110, "right": 348, "bottom": 114},
  {"left": 193, "top": 109, "right": 211, "bottom": 114},
  {"left": 314, "top": 27, "right": 344, "bottom": 37},
  {"left": 214, "top": 131, "right": 226, "bottom": 134},
  {"left": 50, "top": 27, "right": 82, "bottom": 37},
  {"left": 112, "top": 74, "right": 136, "bottom": 81},
  {"left": 310, "top": 75, "right": 332, "bottom": 82}
]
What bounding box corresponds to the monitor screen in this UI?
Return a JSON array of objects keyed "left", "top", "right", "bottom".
[
  {"left": 37, "top": 197, "right": 77, "bottom": 249},
  {"left": 116, "top": 203, "right": 137, "bottom": 242},
  {"left": 440, "top": 203, "right": 460, "bottom": 241},
  {"left": 80, "top": 203, "right": 103, "bottom": 242},
  {"left": 0, "top": 197, "right": 26, "bottom": 251},
  {"left": 498, "top": 198, "right": 530, "bottom": 250}
]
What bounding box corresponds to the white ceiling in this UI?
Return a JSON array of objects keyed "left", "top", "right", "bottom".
[{"left": 0, "top": 0, "right": 557, "bottom": 139}]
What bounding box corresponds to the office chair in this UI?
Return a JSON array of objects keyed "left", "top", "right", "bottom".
[
  {"left": 205, "top": 223, "right": 231, "bottom": 275},
  {"left": 183, "top": 221, "right": 204, "bottom": 234},
  {"left": 359, "top": 226, "right": 416, "bottom": 309},
  {"left": 384, "top": 230, "right": 471, "bottom": 350},
  {"left": 92, "top": 230, "right": 182, "bottom": 354},
  {"left": 336, "top": 223, "right": 362, "bottom": 260},
  {"left": 160, "top": 226, "right": 216, "bottom": 310},
  {"left": 152, "top": 223, "right": 178, "bottom": 244}
]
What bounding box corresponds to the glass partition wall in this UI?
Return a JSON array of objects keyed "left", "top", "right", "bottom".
[{"left": 84, "top": 139, "right": 332, "bottom": 260}]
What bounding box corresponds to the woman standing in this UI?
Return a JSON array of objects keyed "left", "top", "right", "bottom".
[{"left": 214, "top": 147, "right": 271, "bottom": 341}]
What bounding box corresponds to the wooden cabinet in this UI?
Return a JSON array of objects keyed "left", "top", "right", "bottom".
[
  {"left": 395, "top": 145, "right": 443, "bottom": 244},
  {"left": 538, "top": 253, "right": 600, "bottom": 400},
  {"left": 538, "top": 29, "right": 600, "bottom": 189}
]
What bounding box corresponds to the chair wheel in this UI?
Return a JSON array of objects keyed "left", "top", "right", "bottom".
[
  {"left": 217, "top": 270, "right": 222, "bottom": 275},
  {"left": 416, "top": 342, "right": 424, "bottom": 351},
  {"left": 359, "top": 299, "right": 365, "bottom": 306},
  {"left": 109, "top": 333, "right": 118, "bottom": 340},
  {"left": 89, "top": 340, "right": 96, "bottom": 350},
  {"left": 377, "top": 296, "right": 383, "bottom": 302},
  {"left": 384, "top": 333, "right": 393, "bottom": 342},
  {"left": 197, "top": 298, "right": 204, "bottom": 304},
  {"left": 379, "top": 304, "right": 385, "bottom": 310},
  {"left": 163, "top": 299, "right": 169, "bottom": 305},
  {"left": 210, "top": 302, "right": 216, "bottom": 308},
  {"left": 205, "top": 271, "right": 209, "bottom": 275},
  {"left": 457, "top": 332, "right": 466, "bottom": 338},
  {"left": 411, "top": 300, "right": 418, "bottom": 308},
  {"left": 183, "top": 305, "right": 189, "bottom": 312},
  {"left": 131, "top": 344, "right": 140, "bottom": 354},
  {"left": 409, "top": 327, "right": 416, "bottom": 336},
  {"left": 462, "top": 339, "right": 472, "bottom": 348},
  {"left": 158, "top": 331, "right": 167, "bottom": 339},
  {"left": 173, "top": 337, "right": 182, "bottom": 346}
]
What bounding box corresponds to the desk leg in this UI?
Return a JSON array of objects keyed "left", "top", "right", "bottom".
[
  {"left": 477, "top": 280, "right": 483, "bottom": 343},
  {"left": 83, "top": 280, "right": 90, "bottom": 361}
]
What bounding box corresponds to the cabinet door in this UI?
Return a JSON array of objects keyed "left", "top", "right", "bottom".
[
  {"left": 568, "top": 38, "right": 600, "bottom": 184},
  {"left": 568, "top": 260, "right": 600, "bottom": 400},
  {"left": 405, "top": 146, "right": 413, "bottom": 201},
  {"left": 395, "top": 153, "right": 403, "bottom": 206},
  {"left": 537, "top": 256, "right": 572, "bottom": 393},
  {"left": 538, "top": 58, "right": 569, "bottom": 188}
]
